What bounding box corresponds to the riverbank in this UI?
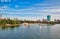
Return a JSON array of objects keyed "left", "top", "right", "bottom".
[{"left": 0, "top": 24, "right": 20, "bottom": 27}]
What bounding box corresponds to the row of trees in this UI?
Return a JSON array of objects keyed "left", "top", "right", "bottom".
[
  {"left": 0, "top": 19, "right": 39, "bottom": 25},
  {"left": 0, "top": 19, "right": 58, "bottom": 25},
  {"left": 0, "top": 19, "right": 20, "bottom": 25}
]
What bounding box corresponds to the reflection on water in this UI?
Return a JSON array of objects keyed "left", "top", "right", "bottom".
[
  {"left": 46, "top": 26, "right": 51, "bottom": 39},
  {"left": 0, "top": 24, "right": 60, "bottom": 39}
]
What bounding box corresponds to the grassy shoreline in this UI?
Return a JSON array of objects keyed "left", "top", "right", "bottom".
[{"left": 0, "top": 24, "right": 20, "bottom": 27}]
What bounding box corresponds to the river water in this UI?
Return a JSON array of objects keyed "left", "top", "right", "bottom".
[{"left": 0, "top": 24, "right": 60, "bottom": 39}]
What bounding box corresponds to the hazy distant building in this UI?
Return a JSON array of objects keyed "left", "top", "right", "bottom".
[
  {"left": 0, "top": 14, "right": 2, "bottom": 19},
  {"left": 42, "top": 19, "right": 48, "bottom": 22},
  {"left": 47, "top": 15, "right": 51, "bottom": 21}
]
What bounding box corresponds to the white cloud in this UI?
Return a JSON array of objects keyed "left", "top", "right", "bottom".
[
  {"left": 15, "top": 5, "right": 20, "bottom": 8},
  {"left": 33, "top": 3, "right": 49, "bottom": 6},
  {"left": 0, "top": 3, "right": 60, "bottom": 14},
  {"left": 50, "top": 15, "right": 60, "bottom": 21},
  {"left": 0, "top": 0, "right": 11, "bottom": 2},
  {"left": 36, "top": 9, "right": 60, "bottom": 12},
  {"left": 0, "top": 5, "right": 12, "bottom": 11}
]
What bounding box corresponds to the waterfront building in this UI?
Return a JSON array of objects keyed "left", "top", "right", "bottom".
[
  {"left": 55, "top": 19, "right": 60, "bottom": 22},
  {"left": 42, "top": 19, "right": 48, "bottom": 22},
  {"left": 36, "top": 19, "right": 41, "bottom": 22}
]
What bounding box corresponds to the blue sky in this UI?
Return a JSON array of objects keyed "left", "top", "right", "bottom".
[{"left": 0, "top": 0, "right": 60, "bottom": 20}]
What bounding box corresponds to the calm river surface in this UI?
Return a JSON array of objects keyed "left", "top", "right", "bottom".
[{"left": 0, "top": 24, "right": 60, "bottom": 39}]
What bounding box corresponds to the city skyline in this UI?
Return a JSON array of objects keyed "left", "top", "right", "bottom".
[{"left": 0, "top": 0, "right": 60, "bottom": 21}]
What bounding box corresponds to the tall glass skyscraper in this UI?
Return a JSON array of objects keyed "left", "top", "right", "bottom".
[{"left": 47, "top": 15, "right": 51, "bottom": 21}]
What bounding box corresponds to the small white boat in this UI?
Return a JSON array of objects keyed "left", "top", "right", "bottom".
[{"left": 23, "top": 23, "right": 29, "bottom": 26}]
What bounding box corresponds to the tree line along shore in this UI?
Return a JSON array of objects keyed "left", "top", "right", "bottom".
[{"left": 0, "top": 19, "right": 60, "bottom": 27}]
